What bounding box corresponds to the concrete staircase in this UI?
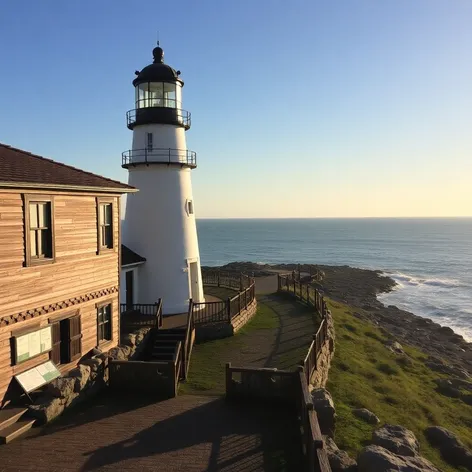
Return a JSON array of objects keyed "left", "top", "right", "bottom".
[{"left": 0, "top": 407, "right": 35, "bottom": 444}]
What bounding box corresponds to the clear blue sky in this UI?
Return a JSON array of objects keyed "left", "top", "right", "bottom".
[{"left": 1, "top": 0, "right": 471, "bottom": 217}]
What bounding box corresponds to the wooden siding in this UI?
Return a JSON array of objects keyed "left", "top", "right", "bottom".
[
  {"left": 0, "top": 189, "right": 122, "bottom": 406},
  {"left": 0, "top": 295, "right": 119, "bottom": 404}
]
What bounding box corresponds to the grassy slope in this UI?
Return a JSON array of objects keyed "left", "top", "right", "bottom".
[
  {"left": 327, "top": 299, "right": 472, "bottom": 472},
  {"left": 180, "top": 303, "right": 279, "bottom": 395}
]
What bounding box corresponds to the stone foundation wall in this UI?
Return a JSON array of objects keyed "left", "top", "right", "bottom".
[
  {"left": 310, "top": 310, "right": 335, "bottom": 389},
  {"left": 28, "top": 327, "right": 152, "bottom": 424},
  {"left": 196, "top": 322, "right": 234, "bottom": 342},
  {"left": 232, "top": 299, "right": 258, "bottom": 333},
  {"left": 195, "top": 299, "right": 258, "bottom": 341}
]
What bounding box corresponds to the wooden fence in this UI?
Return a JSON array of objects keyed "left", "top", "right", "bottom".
[
  {"left": 297, "top": 368, "right": 331, "bottom": 472},
  {"left": 193, "top": 272, "right": 256, "bottom": 326},
  {"left": 109, "top": 357, "right": 178, "bottom": 398},
  {"left": 225, "top": 363, "right": 331, "bottom": 472},
  {"left": 277, "top": 274, "right": 329, "bottom": 386}
]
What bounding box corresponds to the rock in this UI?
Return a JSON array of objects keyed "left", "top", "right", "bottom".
[
  {"left": 107, "top": 345, "right": 132, "bottom": 360},
  {"left": 324, "top": 436, "right": 357, "bottom": 471},
  {"left": 28, "top": 396, "right": 65, "bottom": 424},
  {"left": 435, "top": 378, "right": 462, "bottom": 398},
  {"left": 121, "top": 333, "right": 137, "bottom": 347},
  {"left": 47, "top": 376, "right": 76, "bottom": 398},
  {"left": 358, "top": 445, "right": 441, "bottom": 472},
  {"left": 68, "top": 364, "right": 91, "bottom": 392},
  {"left": 448, "top": 377, "right": 472, "bottom": 391},
  {"left": 387, "top": 341, "right": 405, "bottom": 355},
  {"left": 353, "top": 408, "right": 380, "bottom": 425},
  {"left": 372, "top": 424, "right": 420, "bottom": 457},
  {"left": 79, "top": 357, "right": 104, "bottom": 374},
  {"left": 426, "top": 359, "right": 459, "bottom": 377},
  {"left": 311, "top": 388, "right": 336, "bottom": 437},
  {"left": 425, "top": 426, "right": 472, "bottom": 470}
]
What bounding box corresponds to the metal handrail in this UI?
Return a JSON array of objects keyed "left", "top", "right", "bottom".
[
  {"left": 126, "top": 107, "right": 191, "bottom": 128},
  {"left": 121, "top": 148, "right": 197, "bottom": 168}
]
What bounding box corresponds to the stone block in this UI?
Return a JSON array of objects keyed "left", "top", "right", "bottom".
[{"left": 47, "top": 376, "right": 76, "bottom": 399}]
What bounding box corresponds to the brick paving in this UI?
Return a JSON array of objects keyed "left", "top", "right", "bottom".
[{"left": 0, "top": 393, "right": 303, "bottom": 472}]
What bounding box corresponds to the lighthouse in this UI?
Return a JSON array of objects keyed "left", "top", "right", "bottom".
[{"left": 122, "top": 43, "right": 204, "bottom": 314}]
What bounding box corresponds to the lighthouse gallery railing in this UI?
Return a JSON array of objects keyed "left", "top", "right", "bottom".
[{"left": 122, "top": 148, "right": 197, "bottom": 168}]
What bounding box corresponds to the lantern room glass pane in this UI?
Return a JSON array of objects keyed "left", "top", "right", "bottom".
[
  {"left": 135, "top": 82, "right": 180, "bottom": 109},
  {"left": 149, "top": 82, "right": 163, "bottom": 107},
  {"left": 175, "top": 83, "right": 182, "bottom": 108},
  {"left": 163, "top": 83, "right": 176, "bottom": 108},
  {"left": 137, "top": 83, "right": 148, "bottom": 108}
]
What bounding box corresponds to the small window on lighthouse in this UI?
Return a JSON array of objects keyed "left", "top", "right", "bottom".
[
  {"left": 146, "top": 133, "right": 153, "bottom": 151},
  {"left": 188, "top": 200, "right": 194, "bottom": 215}
]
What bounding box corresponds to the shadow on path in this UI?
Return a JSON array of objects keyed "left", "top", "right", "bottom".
[{"left": 0, "top": 393, "right": 303, "bottom": 472}]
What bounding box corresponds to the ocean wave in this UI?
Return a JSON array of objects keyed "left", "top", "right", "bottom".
[{"left": 385, "top": 272, "right": 465, "bottom": 289}]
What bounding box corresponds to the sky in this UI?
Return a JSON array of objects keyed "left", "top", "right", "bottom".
[{"left": 0, "top": 0, "right": 471, "bottom": 218}]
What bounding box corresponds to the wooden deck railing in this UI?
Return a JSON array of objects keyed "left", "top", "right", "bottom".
[
  {"left": 120, "top": 299, "right": 163, "bottom": 331},
  {"left": 225, "top": 363, "right": 331, "bottom": 472},
  {"left": 193, "top": 272, "right": 256, "bottom": 326},
  {"left": 172, "top": 341, "right": 183, "bottom": 397},
  {"left": 182, "top": 300, "right": 196, "bottom": 380},
  {"left": 278, "top": 274, "right": 329, "bottom": 385},
  {"left": 297, "top": 368, "right": 331, "bottom": 472}
]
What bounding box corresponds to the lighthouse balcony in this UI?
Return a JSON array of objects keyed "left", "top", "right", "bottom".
[
  {"left": 126, "top": 107, "right": 191, "bottom": 130},
  {"left": 122, "top": 148, "right": 197, "bottom": 169}
]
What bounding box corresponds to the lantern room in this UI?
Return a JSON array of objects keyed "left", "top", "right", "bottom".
[{"left": 126, "top": 46, "right": 190, "bottom": 130}]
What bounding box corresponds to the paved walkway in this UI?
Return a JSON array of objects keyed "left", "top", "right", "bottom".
[{"left": 0, "top": 394, "right": 303, "bottom": 472}]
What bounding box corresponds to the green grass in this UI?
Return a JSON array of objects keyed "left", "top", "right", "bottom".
[
  {"left": 327, "top": 300, "right": 472, "bottom": 472},
  {"left": 179, "top": 303, "right": 279, "bottom": 395}
]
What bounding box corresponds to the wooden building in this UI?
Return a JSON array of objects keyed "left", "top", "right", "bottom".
[{"left": 0, "top": 143, "right": 136, "bottom": 406}]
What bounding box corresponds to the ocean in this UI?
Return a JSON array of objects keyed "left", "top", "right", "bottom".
[{"left": 197, "top": 218, "right": 472, "bottom": 342}]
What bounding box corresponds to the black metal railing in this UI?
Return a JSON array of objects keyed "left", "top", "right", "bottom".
[
  {"left": 122, "top": 148, "right": 197, "bottom": 168},
  {"left": 192, "top": 272, "right": 256, "bottom": 326},
  {"left": 120, "top": 300, "right": 163, "bottom": 331},
  {"left": 126, "top": 107, "right": 191, "bottom": 129}
]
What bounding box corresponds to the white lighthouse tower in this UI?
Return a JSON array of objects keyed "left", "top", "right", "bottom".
[{"left": 122, "top": 43, "right": 204, "bottom": 314}]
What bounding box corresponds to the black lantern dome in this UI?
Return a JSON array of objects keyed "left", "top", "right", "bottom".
[
  {"left": 133, "top": 46, "right": 183, "bottom": 86},
  {"left": 126, "top": 44, "right": 190, "bottom": 131}
]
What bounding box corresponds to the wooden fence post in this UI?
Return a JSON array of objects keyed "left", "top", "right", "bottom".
[
  {"left": 227, "top": 297, "right": 231, "bottom": 322},
  {"left": 277, "top": 274, "right": 281, "bottom": 291}
]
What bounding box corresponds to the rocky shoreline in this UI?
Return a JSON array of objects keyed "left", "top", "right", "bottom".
[{"left": 205, "top": 261, "right": 472, "bottom": 378}]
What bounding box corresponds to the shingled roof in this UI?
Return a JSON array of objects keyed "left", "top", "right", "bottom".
[
  {"left": 121, "top": 244, "right": 147, "bottom": 267},
  {"left": 0, "top": 143, "right": 136, "bottom": 193}
]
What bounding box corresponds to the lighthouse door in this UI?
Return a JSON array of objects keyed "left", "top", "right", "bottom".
[{"left": 189, "top": 262, "right": 199, "bottom": 300}]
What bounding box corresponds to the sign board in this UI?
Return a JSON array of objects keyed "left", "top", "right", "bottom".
[
  {"left": 15, "top": 360, "right": 61, "bottom": 394},
  {"left": 14, "top": 326, "right": 52, "bottom": 364}
]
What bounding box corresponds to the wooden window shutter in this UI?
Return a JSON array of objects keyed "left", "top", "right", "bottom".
[
  {"left": 50, "top": 322, "right": 61, "bottom": 365},
  {"left": 68, "top": 315, "right": 82, "bottom": 362}
]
